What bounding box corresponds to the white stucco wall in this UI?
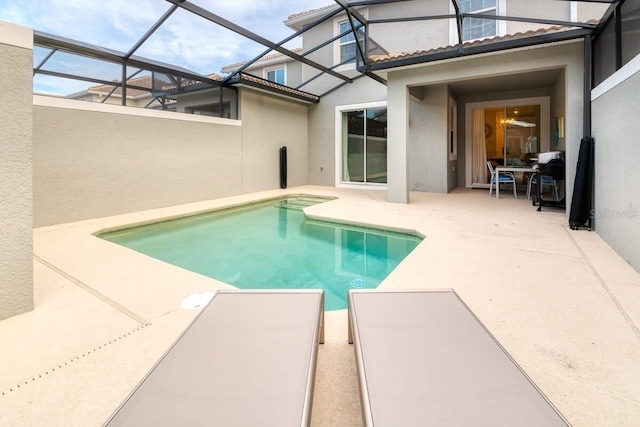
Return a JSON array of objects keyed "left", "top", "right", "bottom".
[
  {"left": 33, "top": 97, "right": 243, "bottom": 226},
  {"left": 408, "top": 85, "right": 449, "bottom": 193},
  {"left": 0, "top": 22, "right": 33, "bottom": 320},
  {"left": 33, "top": 88, "right": 310, "bottom": 226},
  {"left": 592, "top": 55, "right": 640, "bottom": 272},
  {"left": 239, "top": 89, "right": 309, "bottom": 192}
]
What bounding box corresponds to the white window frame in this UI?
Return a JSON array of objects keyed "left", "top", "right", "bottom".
[
  {"left": 449, "top": 0, "right": 506, "bottom": 45},
  {"left": 449, "top": 97, "right": 458, "bottom": 161},
  {"left": 335, "top": 101, "right": 387, "bottom": 189},
  {"left": 264, "top": 65, "right": 286, "bottom": 85},
  {"left": 333, "top": 9, "right": 368, "bottom": 72}
]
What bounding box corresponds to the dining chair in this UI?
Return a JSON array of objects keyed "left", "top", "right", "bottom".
[
  {"left": 526, "top": 173, "right": 559, "bottom": 201},
  {"left": 487, "top": 161, "right": 517, "bottom": 198}
]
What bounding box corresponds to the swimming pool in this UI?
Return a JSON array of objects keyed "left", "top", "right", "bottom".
[{"left": 100, "top": 197, "right": 422, "bottom": 310}]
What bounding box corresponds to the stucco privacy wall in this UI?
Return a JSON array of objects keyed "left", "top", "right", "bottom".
[
  {"left": 33, "top": 97, "right": 242, "bottom": 226},
  {"left": 386, "top": 41, "right": 584, "bottom": 205},
  {"left": 33, "top": 89, "right": 310, "bottom": 227},
  {"left": 592, "top": 55, "right": 640, "bottom": 272},
  {"left": 0, "top": 22, "right": 33, "bottom": 320},
  {"left": 239, "top": 89, "right": 309, "bottom": 192}
]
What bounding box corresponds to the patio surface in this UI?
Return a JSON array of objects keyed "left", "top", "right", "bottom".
[{"left": 2, "top": 186, "right": 640, "bottom": 426}]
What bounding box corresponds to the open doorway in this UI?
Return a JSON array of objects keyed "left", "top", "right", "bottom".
[{"left": 465, "top": 97, "right": 550, "bottom": 188}]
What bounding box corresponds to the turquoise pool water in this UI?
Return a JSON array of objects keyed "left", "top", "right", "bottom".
[{"left": 100, "top": 197, "right": 422, "bottom": 310}]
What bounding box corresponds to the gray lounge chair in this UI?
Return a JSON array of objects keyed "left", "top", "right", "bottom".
[
  {"left": 348, "top": 289, "right": 570, "bottom": 426},
  {"left": 105, "top": 289, "right": 324, "bottom": 427}
]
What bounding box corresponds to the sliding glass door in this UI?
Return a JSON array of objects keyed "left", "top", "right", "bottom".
[
  {"left": 466, "top": 97, "right": 550, "bottom": 188},
  {"left": 342, "top": 108, "right": 387, "bottom": 185},
  {"left": 471, "top": 103, "right": 541, "bottom": 186}
]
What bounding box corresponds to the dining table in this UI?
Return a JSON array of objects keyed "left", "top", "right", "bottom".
[{"left": 495, "top": 166, "right": 537, "bottom": 199}]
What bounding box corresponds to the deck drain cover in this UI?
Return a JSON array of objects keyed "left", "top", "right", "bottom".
[{"left": 180, "top": 291, "right": 214, "bottom": 309}]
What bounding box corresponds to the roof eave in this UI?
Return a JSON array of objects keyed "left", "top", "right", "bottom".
[
  {"left": 284, "top": 5, "right": 341, "bottom": 31},
  {"left": 221, "top": 53, "right": 299, "bottom": 74},
  {"left": 227, "top": 75, "right": 319, "bottom": 104},
  {"left": 366, "top": 27, "right": 594, "bottom": 72}
]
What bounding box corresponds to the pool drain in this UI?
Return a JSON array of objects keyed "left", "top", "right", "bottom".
[
  {"left": 350, "top": 279, "right": 367, "bottom": 288},
  {"left": 180, "top": 291, "right": 215, "bottom": 309}
]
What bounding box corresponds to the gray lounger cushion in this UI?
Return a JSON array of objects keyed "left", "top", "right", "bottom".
[
  {"left": 105, "top": 289, "right": 324, "bottom": 427},
  {"left": 348, "top": 289, "right": 569, "bottom": 426}
]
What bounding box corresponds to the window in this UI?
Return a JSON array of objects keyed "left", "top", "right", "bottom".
[
  {"left": 265, "top": 67, "right": 285, "bottom": 85},
  {"left": 339, "top": 20, "right": 361, "bottom": 64},
  {"left": 341, "top": 107, "right": 387, "bottom": 185},
  {"left": 460, "top": 0, "right": 497, "bottom": 41}
]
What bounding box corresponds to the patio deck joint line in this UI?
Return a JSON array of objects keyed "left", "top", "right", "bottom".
[
  {"left": 34, "top": 255, "right": 150, "bottom": 326},
  {"left": 564, "top": 228, "right": 640, "bottom": 342},
  {"left": 0, "top": 324, "right": 148, "bottom": 397}
]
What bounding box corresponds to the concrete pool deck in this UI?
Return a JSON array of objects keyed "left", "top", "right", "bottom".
[{"left": 2, "top": 186, "right": 640, "bottom": 426}]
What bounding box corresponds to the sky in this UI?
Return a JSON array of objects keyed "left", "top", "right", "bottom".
[{"left": 0, "top": 0, "right": 333, "bottom": 94}]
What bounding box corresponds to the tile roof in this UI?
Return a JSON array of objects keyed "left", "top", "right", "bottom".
[
  {"left": 159, "top": 71, "right": 318, "bottom": 104},
  {"left": 88, "top": 74, "right": 223, "bottom": 96},
  {"left": 88, "top": 75, "right": 159, "bottom": 97},
  {"left": 234, "top": 72, "right": 319, "bottom": 103},
  {"left": 368, "top": 25, "right": 582, "bottom": 64},
  {"left": 160, "top": 73, "right": 223, "bottom": 91},
  {"left": 287, "top": 4, "right": 337, "bottom": 21}
]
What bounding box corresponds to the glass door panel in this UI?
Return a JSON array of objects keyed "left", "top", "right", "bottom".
[
  {"left": 503, "top": 105, "right": 540, "bottom": 165},
  {"left": 365, "top": 108, "right": 387, "bottom": 184},
  {"left": 343, "top": 110, "right": 364, "bottom": 182},
  {"left": 342, "top": 108, "right": 388, "bottom": 185}
]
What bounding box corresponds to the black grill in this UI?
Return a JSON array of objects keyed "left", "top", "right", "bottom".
[{"left": 534, "top": 151, "right": 565, "bottom": 211}]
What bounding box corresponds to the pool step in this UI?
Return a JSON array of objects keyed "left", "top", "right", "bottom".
[{"left": 275, "top": 198, "right": 325, "bottom": 211}]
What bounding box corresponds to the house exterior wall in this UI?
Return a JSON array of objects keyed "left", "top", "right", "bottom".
[
  {"left": 0, "top": 22, "right": 33, "bottom": 320},
  {"left": 367, "top": 1, "right": 449, "bottom": 54},
  {"left": 284, "top": 61, "right": 303, "bottom": 87},
  {"left": 33, "top": 97, "right": 243, "bottom": 226},
  {"left": 577, "top": 3, "right": 610, "bottom": 22},
  {"left": 385, "top": 41, "right": 584, "bottom": 204},
  {"left": 307, "top": 77, "right": 387, "bottom": 186},
  {"left": 592, "top": 55, "right": 640, "bottom": 272},
  {"left": 506, "top": 1, "right": 570, "bottom": 34},
  {"left": 298, "top": 1, "right": 598, "bottom": 197},
  {"left": 408, "top": 85, "right": 449, "bottom": 193},
  {"left": 224, "top": 57, "right": 303, "bottom": 88},
  {"left": 239, "top": 89, "right": 309, "bottom": 192},
  {"left": 299, "top": 1, "right": 449, "bottom": 94}
]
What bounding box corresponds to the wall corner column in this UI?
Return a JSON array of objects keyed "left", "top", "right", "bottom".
[
  {"left": 0, "top": 21, "right": 34, "bottom": 320},
  {"left": 387, "top": 82, "right": 409, "bottom": 203}
]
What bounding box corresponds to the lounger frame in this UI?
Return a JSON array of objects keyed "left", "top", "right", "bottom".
[
  {"left": 348, "top": 288, "right": 570, "bottom": 426},
  {"left": 104, "top": 289, "right": 324, "bottom": 426}
]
